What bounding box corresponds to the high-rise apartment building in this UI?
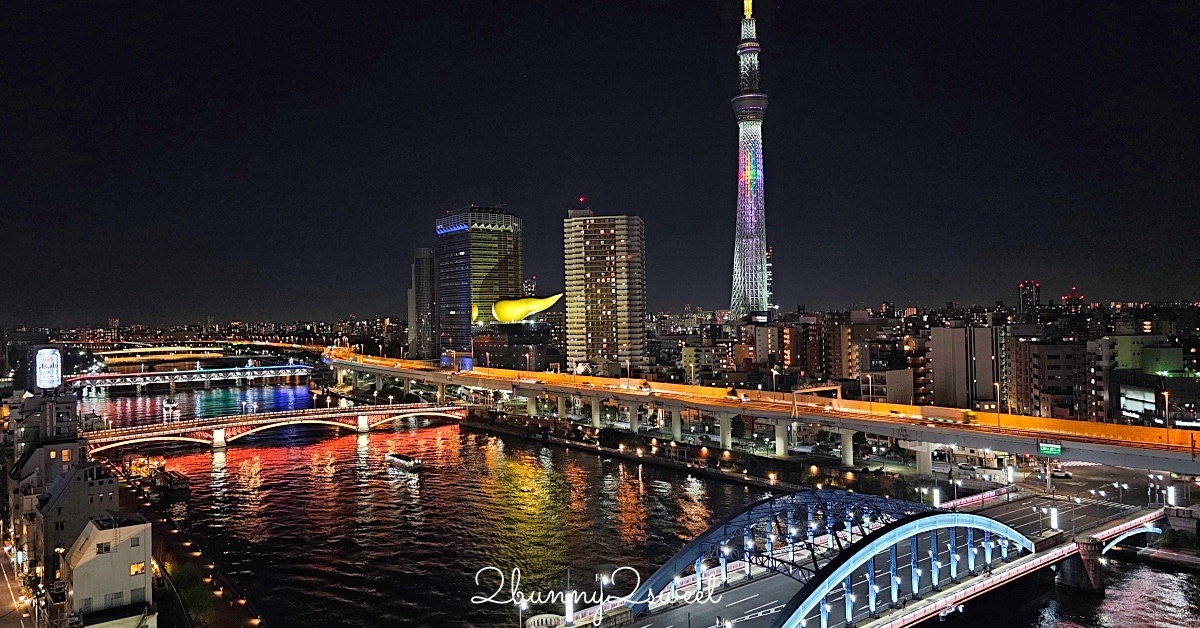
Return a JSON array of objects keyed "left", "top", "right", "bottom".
[
  {"left": 930, "top": 324, "right": 999, "bottom": 410},
  {"left": 1010, "top": 341, "right": 1086, "bottom": 418},
  {"left": 564, "top": 207, "right": 646, "bottom": 376},
  {"left": 406, "top": 248, "right": 437, "bottom": 359},
  {"left": 1018, "top": 281, "right": 1040, "bottom": 319},
  {"left": 435, "top": 206, "right": 523, "bottom": 353}
]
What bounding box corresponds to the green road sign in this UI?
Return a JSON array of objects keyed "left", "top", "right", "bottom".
[{"left": 1038, "top": 441, "right": 1062, "bottom": 456}]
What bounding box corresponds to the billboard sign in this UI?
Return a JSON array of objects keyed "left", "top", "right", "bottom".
[{"left": 35, "top": 347, "right": 63, "bottom": 390}]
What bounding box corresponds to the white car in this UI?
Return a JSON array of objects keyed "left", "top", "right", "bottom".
[
  {"left": 956, "top": 463, "right": 977, "bottom": 471},
  {"left": 1050, "top": 469, "right": 1073, "bottom": 479}
]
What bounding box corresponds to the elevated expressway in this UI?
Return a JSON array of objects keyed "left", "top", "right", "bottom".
[{"left": 327, "top": 350, "right": 1199, "bottom": 475}]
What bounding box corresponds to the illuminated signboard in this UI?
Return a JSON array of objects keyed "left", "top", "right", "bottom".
[
  {"left": 1037, "top": 441, "right": 1062, "bottom": 457},
  {"left": 35, "top": 348, "right": 62, "bottom": 390}
]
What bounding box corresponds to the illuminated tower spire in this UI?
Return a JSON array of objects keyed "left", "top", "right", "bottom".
[{"left": 729, "top": 0, "right": 770, "bottom": 319}]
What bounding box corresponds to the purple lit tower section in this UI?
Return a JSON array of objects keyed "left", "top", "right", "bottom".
[{"left": 730, "top": 0, "right": 771, "bottom": 319}]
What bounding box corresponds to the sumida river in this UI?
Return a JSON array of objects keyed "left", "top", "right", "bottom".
[{"left": 82, "top": 385, "right": 1200, "bottom": 627}]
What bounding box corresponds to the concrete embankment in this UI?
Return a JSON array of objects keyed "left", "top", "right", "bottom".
[
  {"left": 116, "top": 475, "right": 267, "bottom": 627},
  {"left": 461, "top": 417, "right": 808, "bottom": 493}
]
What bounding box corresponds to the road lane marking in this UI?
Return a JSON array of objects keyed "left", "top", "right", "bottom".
[
  {"left": 744, "top": 599, "right": 779, "bottom": 613},
  {"left": 726, "top": 593, "right": 759, "bottom": 607}
]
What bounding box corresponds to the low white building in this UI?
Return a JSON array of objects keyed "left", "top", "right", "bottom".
[{"left": 64, "top": 513, "right": 156, "bottom": 627}]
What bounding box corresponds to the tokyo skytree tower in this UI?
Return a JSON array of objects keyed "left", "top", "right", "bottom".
[{"left": 729, "top": 0, "right": 771, "bottom": 319}]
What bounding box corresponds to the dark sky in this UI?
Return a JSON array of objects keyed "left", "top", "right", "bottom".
[{"left": 3, "top": 0, "right": 1198, "bottom": 327}]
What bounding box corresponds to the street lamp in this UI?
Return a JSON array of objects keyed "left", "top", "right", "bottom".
[
  {"left": 517, "top": 600, "right": 528, "bottom": 627},
  {"left": 388, "top": 395, "right": 394, "bottom": 405},
  {"left": 595, "top": 573, "right": 609, "bottom": 607},
  {"left": 373, "top": 390, "right": 379, "bottom": 405},
  {"left": 993, "top": 382, "right": 1002, "bottom": 428},
  {"left": 1162, "top": 390, "right": 1171, "bottom": 432},
  {"left": 1112, "top": 481, "right": 1128, "bottom": 505},
  {"left": 326, "top": 395, "right": 332, "bottom": 408}
]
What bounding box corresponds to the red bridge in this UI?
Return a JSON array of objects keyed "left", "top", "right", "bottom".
[{"left": 84, "top": 404, "right": 468, "bottom": 453}]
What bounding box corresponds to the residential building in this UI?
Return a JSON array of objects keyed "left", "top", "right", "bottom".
[
  {"left": 930, "top": 324, "right": 999, "bottom": 410},
  {"left": 406, "top": 248, "right": 437, "bottom": 359},
  {"left": 64, "top": 513, "right": 155, "bottom": 626},
  {"left": 563, "top": 207, "right": 646, "bottom": 376},
  {"left": 1010, "top": 340, "right": 1086, "bottom": 418}
]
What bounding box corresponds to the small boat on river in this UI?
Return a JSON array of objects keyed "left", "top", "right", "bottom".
[{"left": 386, "top": 453, "right": 425, "bottom": 471}]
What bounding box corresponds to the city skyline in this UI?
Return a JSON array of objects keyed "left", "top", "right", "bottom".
[{"left": 4, "top": 1, "right": 1199, "bottom": 327}]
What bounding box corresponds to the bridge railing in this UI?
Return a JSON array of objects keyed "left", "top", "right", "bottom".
[{"left": 941, "top": 485, "right": 1020, "bottom": 511}]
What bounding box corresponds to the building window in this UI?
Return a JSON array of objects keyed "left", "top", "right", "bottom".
[
  {"left": 62, "top": 450, "right": 71, "bottom": 462},
  {"left": 96, "top": 543, "right": 111, "bottom": 555},
  {"left": 130, "top": 562, "right": 146, "bottom": 576},
  {"left": 49, "top": 451, "right": 56, "bottom": 459},
  {"left": 130, "top": 537, "right": 140, "bottom": 548},
  {"left": 80, "top": 598, "right": 92, "bottom": 613},
  {"left": 131, "top": 587, "right": 145, "bottom": 604},
  {"left": 53, "top": 522, "right": 64, "bottom": 531}
]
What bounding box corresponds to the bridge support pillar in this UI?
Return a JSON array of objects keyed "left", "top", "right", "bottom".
[
  {"left": 889, "top": 544, "right": 899, "bottom": 607},
  {"left": 437, "top": 383, "right": 446, "bottom": 405},
  {"left": 403, "top": 379, "right": 411, "bottom": 395},
  {"left": 591, "top": 398, "right": 602, "bottom": 428},
  {"left": 527, "top": 395, "right": 537, "bottom": 417},
  {"left": 868, "top": 555, "right": 877, "bottom": 616},
  {"left": 557, "top": 395, "right": 567, "bottom": 420},
  {"left": 629, "top": 406, "right": 639, "bottom": 434},
  {"left": 718, "top": 415, "right": 732, "bottom": 449},
  {"left": 204, "top": 379, "right": 211, "bottom": 389},
  {"left": 357, "top": 415, "right": 370, "bottom": 433},
  {"left": 775, "top": 422, "right": 788, "bottom": 457},
  {"left": 670, "top": 409, "right": 682, "bottom": 441},
  {"left": 212, "top": 428, "right": 227, "bottom": 448},
  {"left": 136, "top": 384, "right": 144, "bottom": 395},
  {"left": 900, "top": 440, "right": 936, "bottom": 476},
  {"left": 1056, "top": 539, "right": 1105, "bottom": 593},
  {"left": 840, "top": 430, "right": 856, "bottom": 467},
  {"left": 352, "top": 370, "right": 360, "bottom": 390}
]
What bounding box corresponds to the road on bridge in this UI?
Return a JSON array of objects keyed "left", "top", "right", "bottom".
[{"left": 618, "top": 495, "right": 1137, "bottom": 628}]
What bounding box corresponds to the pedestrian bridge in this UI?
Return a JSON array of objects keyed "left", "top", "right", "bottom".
[
  {"left": 571, "top": 489, "right": 1162, "bottom": 628},
  {"left": 83, "top": 403, "right": 467, "bottom": 453}
]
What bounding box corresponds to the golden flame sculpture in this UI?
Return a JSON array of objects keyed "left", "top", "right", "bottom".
[{"left": 491, "top": 294, "right": 563, "bottom": 324}]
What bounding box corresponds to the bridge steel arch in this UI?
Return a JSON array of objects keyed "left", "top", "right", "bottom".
[
  {"left": 768, "top": 511, "right": 1035, "bottom": 628},
  {"left": 368, "top": 411, "right": 465, "bottom": 428},
  {"left": 626, "top": 489, "right": 937, "bottom": 617},
  {"left": 1100, "top": 525, "right": 1162, "bottom": 555},
  {"left": 223, "top": 420, "right": 365, "bottom": 443},
  {"left": 91, "top": 436, "right": 213, "bottom": 453}
]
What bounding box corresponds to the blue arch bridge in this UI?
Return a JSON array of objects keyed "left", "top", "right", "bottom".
[{"left": 567, "top": 488, "right": 1168, "bottom": 628}]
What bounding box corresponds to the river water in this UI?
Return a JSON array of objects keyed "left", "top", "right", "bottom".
[{"left": 83, "top": 386, "right": 1200, "bottom": 627}]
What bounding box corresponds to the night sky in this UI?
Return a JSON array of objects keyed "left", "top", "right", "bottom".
[{"left": 3, "top": 1, "right": 1198, "bottom": 327}]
